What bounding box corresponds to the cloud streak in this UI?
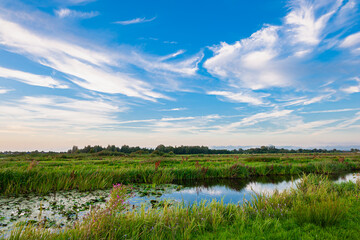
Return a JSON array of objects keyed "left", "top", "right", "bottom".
[
  {"left": 0, "top": 16, "right": 173, "bottom": 101},
  {"left": 300, "top": 108, "right": 360, "bottom": 114},
  {"left": 114, "top": 17, "right": 156, "bottom": 25},
  {"left": 0, "top": 87, "right": 12, "bottom": 94},
  {"left": 207, "top": 91, "right": 268, "bottom": 105},
  {"left": 220, "top": 110, "right": 294, "bottom": 131},
  {"left": 0, "top": 66, "right": 68, "bottom": 88},
  {"left": 0, "top": 96, "right": 125, "bottom": 133},
  {"left": 55, "top": 8, "right": 99, "bottom": 19},
  {"left": 342, "top": 77, "right": 360, "bottom": 93}
]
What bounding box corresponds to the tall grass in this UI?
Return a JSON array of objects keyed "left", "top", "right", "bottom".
[
  {"left": 292, "top": 175, "right": 348, "bottom": 226},
  {"left": 1, "top": 153, "right": 359, "bottom": 195}
]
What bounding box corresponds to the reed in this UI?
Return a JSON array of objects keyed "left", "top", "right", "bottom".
[{"left": 1, "top": 153, "right": 360, "bottom": 195}]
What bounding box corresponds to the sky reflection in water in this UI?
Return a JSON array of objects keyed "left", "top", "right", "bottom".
[{"left": 131, "top": 173, "right": 360, "bottom": 205}]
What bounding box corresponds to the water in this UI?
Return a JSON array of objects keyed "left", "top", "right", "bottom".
[
  {"left": 133, "top": 173, "right": 360, "bottom": 206},
  {"left": 0, "top": 172, "right": 359, "bottom": 237},
  {"left": 0, "top": 189, "right": 109, "bottom": 237}
]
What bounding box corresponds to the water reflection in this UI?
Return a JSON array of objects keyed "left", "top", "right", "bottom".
[
  {"left": 134, "top": 172, "right": 360, "bottom": 205},
  {"left": 334, "top": 172, "right": 360, "bottom": 183}
]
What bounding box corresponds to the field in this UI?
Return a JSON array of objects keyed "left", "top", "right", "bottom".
[
  {"left": 1, "top": 152, "right": 360, "bottom": 239},
  {"left": 1, "top": 152, "right": 360, "bottom": 195}
]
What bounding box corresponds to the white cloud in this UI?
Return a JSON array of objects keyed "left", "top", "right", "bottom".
[
  {"left": 159, "top": 50, "right": 186, "bottom": 61},
  {"left": 207, "top": 91, "right": 268, "bottom": 105},
  {"left": 204, "top": 0, "right": 359, "bottom": 105},
  {"left": 282, "top": 94, "right": 332, "bottom": 106},
  {"left": 308, "top": 112, "right": 360, "bottom": 135},
  {"left": 128, "top": 51, "right": 202, "bottom": 76},
  {"left": 55, "top": 8, "right": 99, "bottom": 19},
  {"left": 160, "top": 108, "right": 187, "bottom": 111},
  {"left": 0, "top": 12, "right": 202, "bottom": 100},
  {"left": 341, "top": 77, "right": 360, "bottom": 93},
  {"left": 342, "top": 85, "right": 360, "bottom": 93},
  {"left": 115, "top": 114, "right": 223, "bottom": 134},
  {"left": 285, "top": 0, "right": 339, "bottom": 45},
  {"left": 0, "top": 16, "right": 169, "bottom": 101},
  {"left": 204, "top": 26, "right": 290, "bottom": 90},
  {"left": 340, "top": 32, "right": 360, "bottom": 48},
  {"left": 334, "top": 112, "right": 360, "bottom": 129},
  {"left": 0, "top": 96, "right": 125, "bottom": 133},
  {"left": 300, "top": 108, "right": 360, "bottom": 114},
  {"left": 225, "top": 110, "right": 293, "bottom": 129},
  {"left": 114, "top": 17, "right": 156, "bottom": 25},
  {"left": 0, "top": 66, "right": 68, "bottom": 88},
  {"left": 0, "top": 87, "right": 13, "bottom": 94},
  {"left": 275, "top": 119, "right": 339, "bottom": 134},
  {"left": 210, "top": 110, "right": 294, "bottom": 133}
]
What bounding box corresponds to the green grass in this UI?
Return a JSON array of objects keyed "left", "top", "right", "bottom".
[
  {"left": 7, "top": 174, "right": 360, "bottom": 240},
  {"left": 1, "top": 152, "right": 360, "bottom": 195}
]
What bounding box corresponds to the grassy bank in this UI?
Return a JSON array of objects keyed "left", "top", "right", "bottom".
[
  {"left": 1, "top": 153, "right": 360, "bottom": 195},
  {"left": 7, "top": 174, "right": 360, "bottom": 240}
]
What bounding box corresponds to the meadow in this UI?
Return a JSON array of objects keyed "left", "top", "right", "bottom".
[
  {"left": 0, "top": 152, "right": 359, "bottom": 195},
  {"left": 1, "top": 152, "right": 360, "bottom": 239}
]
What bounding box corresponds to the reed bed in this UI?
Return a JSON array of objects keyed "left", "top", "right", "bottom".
[{"left": 1, "top": 153, "right": 360, "bottom": 195}]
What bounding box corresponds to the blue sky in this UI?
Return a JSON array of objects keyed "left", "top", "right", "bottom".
[{"left": 0, "top": 0, "right": 360, "bottom": 151}]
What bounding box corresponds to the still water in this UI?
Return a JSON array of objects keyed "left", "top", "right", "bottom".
[{"left": 131, "top": 172, "right": 360, "bottom": 205}]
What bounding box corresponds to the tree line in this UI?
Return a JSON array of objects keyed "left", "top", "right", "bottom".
[
  {"left": 1, "top": 145, "right": 358, "bottom": 155},
  {"left": 66, "top": 144, "right": 357, "bottom": 155}
]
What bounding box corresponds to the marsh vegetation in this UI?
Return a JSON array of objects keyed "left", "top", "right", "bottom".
[
  {"left": 1, "top": 152, "right": 359, "bottom": 195},
  {"left": 1, "top": 152, "right": 360, "bottom": 239},
  {"left": 4, "top": 174, "right": 360, "bottom": 239}
]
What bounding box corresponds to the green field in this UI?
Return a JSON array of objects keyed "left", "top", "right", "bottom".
[
  {"left": 1, "top": 152, "right": 359, "bottom": 195},
  {"left": 1, "top": 152, "right": 360, "bottom": 239}
]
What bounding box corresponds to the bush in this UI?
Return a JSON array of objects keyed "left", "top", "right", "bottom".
[
  {"left": 150, "top": 150, "right": 164, "bottom": 156},
  {"left": 95, "top": 151, "right": 126, "bottom": 156}
]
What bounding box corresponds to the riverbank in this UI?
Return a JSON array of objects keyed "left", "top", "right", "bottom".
[{"left": 7, "top": 174, "right": 360, "bottom": 240}]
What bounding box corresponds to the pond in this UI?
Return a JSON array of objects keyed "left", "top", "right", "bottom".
[{"left": 1, "top": 172, "right": 359, "bottom": 237}]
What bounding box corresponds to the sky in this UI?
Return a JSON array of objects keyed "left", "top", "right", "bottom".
[{"left": 0, "top": 0, "right": 360, "bottom": 151}]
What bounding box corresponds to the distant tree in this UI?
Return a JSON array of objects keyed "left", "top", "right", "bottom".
[{"left": 71, "top": 145, "right": 79, "bottom": 154}]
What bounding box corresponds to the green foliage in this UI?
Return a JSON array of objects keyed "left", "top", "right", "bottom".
[
  {"left": 0, "top": 153, "right": 359, "bottom": 195},
  {"left": 244, "top": 156, "right": 281, "bottom": 162}
]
